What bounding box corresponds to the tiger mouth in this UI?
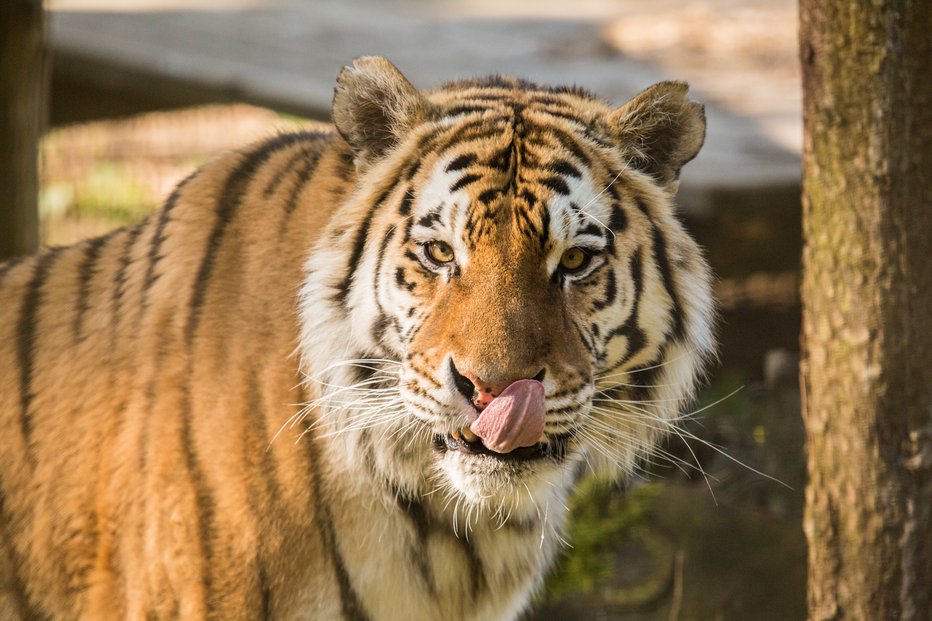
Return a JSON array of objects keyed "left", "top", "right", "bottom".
[{"left": 435, "top": 431, "right": 572, "bottom": 462}]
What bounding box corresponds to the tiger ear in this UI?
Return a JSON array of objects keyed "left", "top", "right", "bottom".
[
  {"left": 332, "top": 56, "right": 433, "bottom": 167},
  {"left": 606, "top": 81, "right": 706, "bottom": 188}
]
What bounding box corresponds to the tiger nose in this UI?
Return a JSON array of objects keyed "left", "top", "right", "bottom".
[{"left": 448, "top": 359, "right": 545, "bottom": 410}]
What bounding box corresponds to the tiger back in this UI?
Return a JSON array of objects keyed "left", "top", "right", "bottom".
[{"left": 0, "top": 56, "right": 714, "bottom": 620}]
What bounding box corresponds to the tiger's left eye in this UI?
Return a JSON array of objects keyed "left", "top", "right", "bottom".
[
  {"left": 425, "top": 241, "right": 456, "bottom": 264},
  {"left": 559, "top": 247, "right": 590, "bottom": 273}
]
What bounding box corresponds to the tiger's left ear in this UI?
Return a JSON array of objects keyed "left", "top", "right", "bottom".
[
  {"left": 607, "top": 81, "right": 705, "bottom": 189},
  {"left": 332, "top": 56, "right": 434, "bottom": 168}
]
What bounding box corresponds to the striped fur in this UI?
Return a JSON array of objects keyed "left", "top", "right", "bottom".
[{"left": 0, "top": 57, "right": 714, "bottom": 620}]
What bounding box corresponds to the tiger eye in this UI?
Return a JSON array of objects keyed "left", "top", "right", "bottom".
[
  {"left": 425, "top": 241, "right": 455, "bottom": 264},
  {"left": 559, "top": 247, "right": 587, "bottom": 272}
]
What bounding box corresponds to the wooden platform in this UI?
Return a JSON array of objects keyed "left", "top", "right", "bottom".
[{"left": 47, "top": 0, "right": 801, "bottom": 195}]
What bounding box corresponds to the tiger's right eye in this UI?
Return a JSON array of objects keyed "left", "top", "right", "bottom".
[
  {"left": 424, "top": 241, "right": 455, "bottom": 264},
  {"left": 559, "top": 247, "right": 590, "bottom": 273}
]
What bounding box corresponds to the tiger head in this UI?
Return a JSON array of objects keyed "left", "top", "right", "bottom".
[{"left": 300, "top": 57, "right": 714, "bottom": 516}]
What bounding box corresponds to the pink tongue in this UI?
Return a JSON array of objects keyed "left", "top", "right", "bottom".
[{"left": 469, "top": 379, "right": 545, "bottom": 454}]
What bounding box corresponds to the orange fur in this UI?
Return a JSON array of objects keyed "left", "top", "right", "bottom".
[
  {"left": 0, "top": 136, "right": 347, "bottom": 618},
  {"left": 0, "top": 57, "right": 714, "bottom": 620}
]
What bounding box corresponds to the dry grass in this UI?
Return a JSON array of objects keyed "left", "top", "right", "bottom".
[{"left": 40, "top": 103, "right": 314, "bottom": 246}]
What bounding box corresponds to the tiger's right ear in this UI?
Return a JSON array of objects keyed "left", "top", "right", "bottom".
[{"left": 332, "top": 56, "right": 433, "bottom": 168}]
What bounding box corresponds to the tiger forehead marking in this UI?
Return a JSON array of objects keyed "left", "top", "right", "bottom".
[{"left": 0, "top": 56, "right": 713, "bottom": 620}]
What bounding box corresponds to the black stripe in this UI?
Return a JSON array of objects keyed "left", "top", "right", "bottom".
[
  {"left": 398, "top": 188, "right": 415, "bottom": 216},
  {"left": 138, "top": 309, "right": 177, "bottom": 476},
  {"left": 259, "top": 565, "right": 273, "bottom": 619},
  {"left": 178, "top": 387, "right": 216, "bottom": 616},
  {"left": 439, "top": 119, "right": 501, "bottom": 150},
  {"left": 538, "top": 206, "right": 551, "bottom": 250},
  {"left": 582, "top": 126, "right": 614, "bottom": 150},
  {"left": 603, "top": 248, "right": 647, "bottom": 368},
  {"left": 242, "top": 371, "right": 280, "bottom": 620},
  {"left": 578, "top": 222, "right": 603, "bottom": 238},
  {"left": 592, "top": 268, "right": 617, "bottom": 311},
  {"left": 454, "top": 536, "right": 485, "bottom": 600},
  {"left": 263, "top": 146, "right": 311, "bottom": 197},
  {"left": 247, "top": 370, "right": 282, "bottom": 502},
  {"left": 16, "top": 247, "right": 63, "bottom": 464},
  {"left": 0, "top": 255, "right": 26, "bottom": 289},
  {"left": 112, "top": 225, "right": 144, "bottom": 340},
  {"left": 406, "top": 381, "right": 447, "bottom": 408},
  {"left": 651, "top": 223, "right": 684, "bottom": 340},
  {"left": 141, "top": 178, "right": 188, "bottom": 308},
  {"left": 400, "top": 159, "right": 424, "bottom": 183},
  {"left": 445, "top": 153, "right": 477, "bottom": 173},
  {"left": 548, "top": 128, "right": 592, "bottom": 169},
  {"left": 332, "top": 187, "right": 390, "bottom": 307},
  {"left": 73, "top": 234, "right": 108, "bottom": 340},
  {"left": 336, "top": 150, "right": 356, "bottom": 181},
  {"left": 571, "top": 317, "right": 596, "bottom": 356},
  {"left": 520, "top": 189, "right": 538, "bottom": 207},
  {"left": 619, "top": 355, "right": 665, "bottom": 404},
  {"left": 283, "top": 149, "right": 324, "bottom": 217},
  {"left": 370, "top": 225, "right": 398, "bottom": 346},
  {"left": 530, "top": 94, "right": 565, "bottom": 106},
  {"left": 395, "top": 493, "right": 438, "bottom": 595},
  {"left": 521, "top": 150, "right": 543, "bottom": 170},
  {"left": 477, "top": 189, "right": 499, "bottom": 206},
  {"left": 304, "top": 424, "right": 371, "bottom": 621},
  {"left": 541, "top": 176, "right": 571, "bottom": 196},
  {"left": 458, "top": 92, "right": 510, "bottom": 102},
  {"left": 549, "top": 159, "right": 582, "bottom": 179},
  {"left": 609, "top": 202, "right": 628, "bottom": 233},
  {"left": 538, "top": 106, "right": 590, "bottom": 125},
  {"left": 514, "top": 207, "right": 539, "bottom": 239},
  {"left": 442, "top": 105, "right": 491, "bottom": 118},
  {"left": 395, "top": 267, "right": 416, "bottom": 292},
  {"left": 449, "top": 173, "right": 481, "bottom": 193},
  {"left": 487, "top": 147, "right": 512, "bottom": 172},
  {"left": 417, "top": 211, "right": 442, "bottom": 229},
  {"left": 185, "top": 133, "right": 309, "bottom": 343}
]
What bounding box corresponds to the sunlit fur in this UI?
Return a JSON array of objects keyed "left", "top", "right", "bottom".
[{"left": 0, "top": 57, "right": 713, "bottom": 620}]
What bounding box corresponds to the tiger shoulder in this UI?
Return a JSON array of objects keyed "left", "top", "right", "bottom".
[{"left": 0, "top": 56, "right": 715, "bottom": 620}]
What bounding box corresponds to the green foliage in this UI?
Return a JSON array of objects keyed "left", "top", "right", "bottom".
[
  {"left": 545, "top": 481, "right": 662, "bottom": 599},
  {"left": 70, "top": 161, "right": 152, "bottom": 222}
]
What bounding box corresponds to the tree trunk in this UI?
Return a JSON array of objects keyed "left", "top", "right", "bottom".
[
  {"left": 0, "top": 0, "right": 45, "bottom": 260},
  {"left": 799, "top": 0, "right": 932, "bottom": 619}
]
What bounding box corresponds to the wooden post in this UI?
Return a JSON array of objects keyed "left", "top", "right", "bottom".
[
  {"left": 799, "top": 0, "right": 932, "bottom": 619},
  {"left": 0, "top": 0, "right": 46, "bottom": 260}
]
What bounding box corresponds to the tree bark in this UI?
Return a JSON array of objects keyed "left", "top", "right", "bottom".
[
  {"left": 799, "top": 1, "right": 932, "bottom": 620},
  {"left": 0, "top": 0, "right": 45, "bottom": 260}
]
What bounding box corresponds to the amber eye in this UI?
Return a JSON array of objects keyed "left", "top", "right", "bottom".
[
  {"left": 424, "top": 241, "right": 456, "bottom": 264},
  {"left": 559, "top": 247, "right": 590, "bottom": 273}
]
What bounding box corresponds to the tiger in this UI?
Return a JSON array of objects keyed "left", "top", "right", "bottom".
[{"left": 0, "top": 56, "right": 714, "bottom": 620}]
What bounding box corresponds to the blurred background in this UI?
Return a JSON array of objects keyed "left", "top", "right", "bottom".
[{"left": 41, "top": 0, "right": 804, "bottom": 618}]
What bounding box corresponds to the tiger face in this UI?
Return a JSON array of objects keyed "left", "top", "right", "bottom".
[{"left": 300, "top": 57, "right": 714, "bottom": 519}]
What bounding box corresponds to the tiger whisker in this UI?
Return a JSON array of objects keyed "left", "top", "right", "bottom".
[
  {"left": 574, "top": 161, "right": 632, "bottom": 241},
  {"left": 594, "top": 349, "right": 694, "bottom": 380},
  {"left": 588, "top": 386, "right": 790, "bottom": 489},
  {"left": 579, "top": 419, "right": 702, "bottom": 476}
]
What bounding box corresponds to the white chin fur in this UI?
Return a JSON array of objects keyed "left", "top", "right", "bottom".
[{"left": 437, "top": 450, "right": 577, "bottom": 517}]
